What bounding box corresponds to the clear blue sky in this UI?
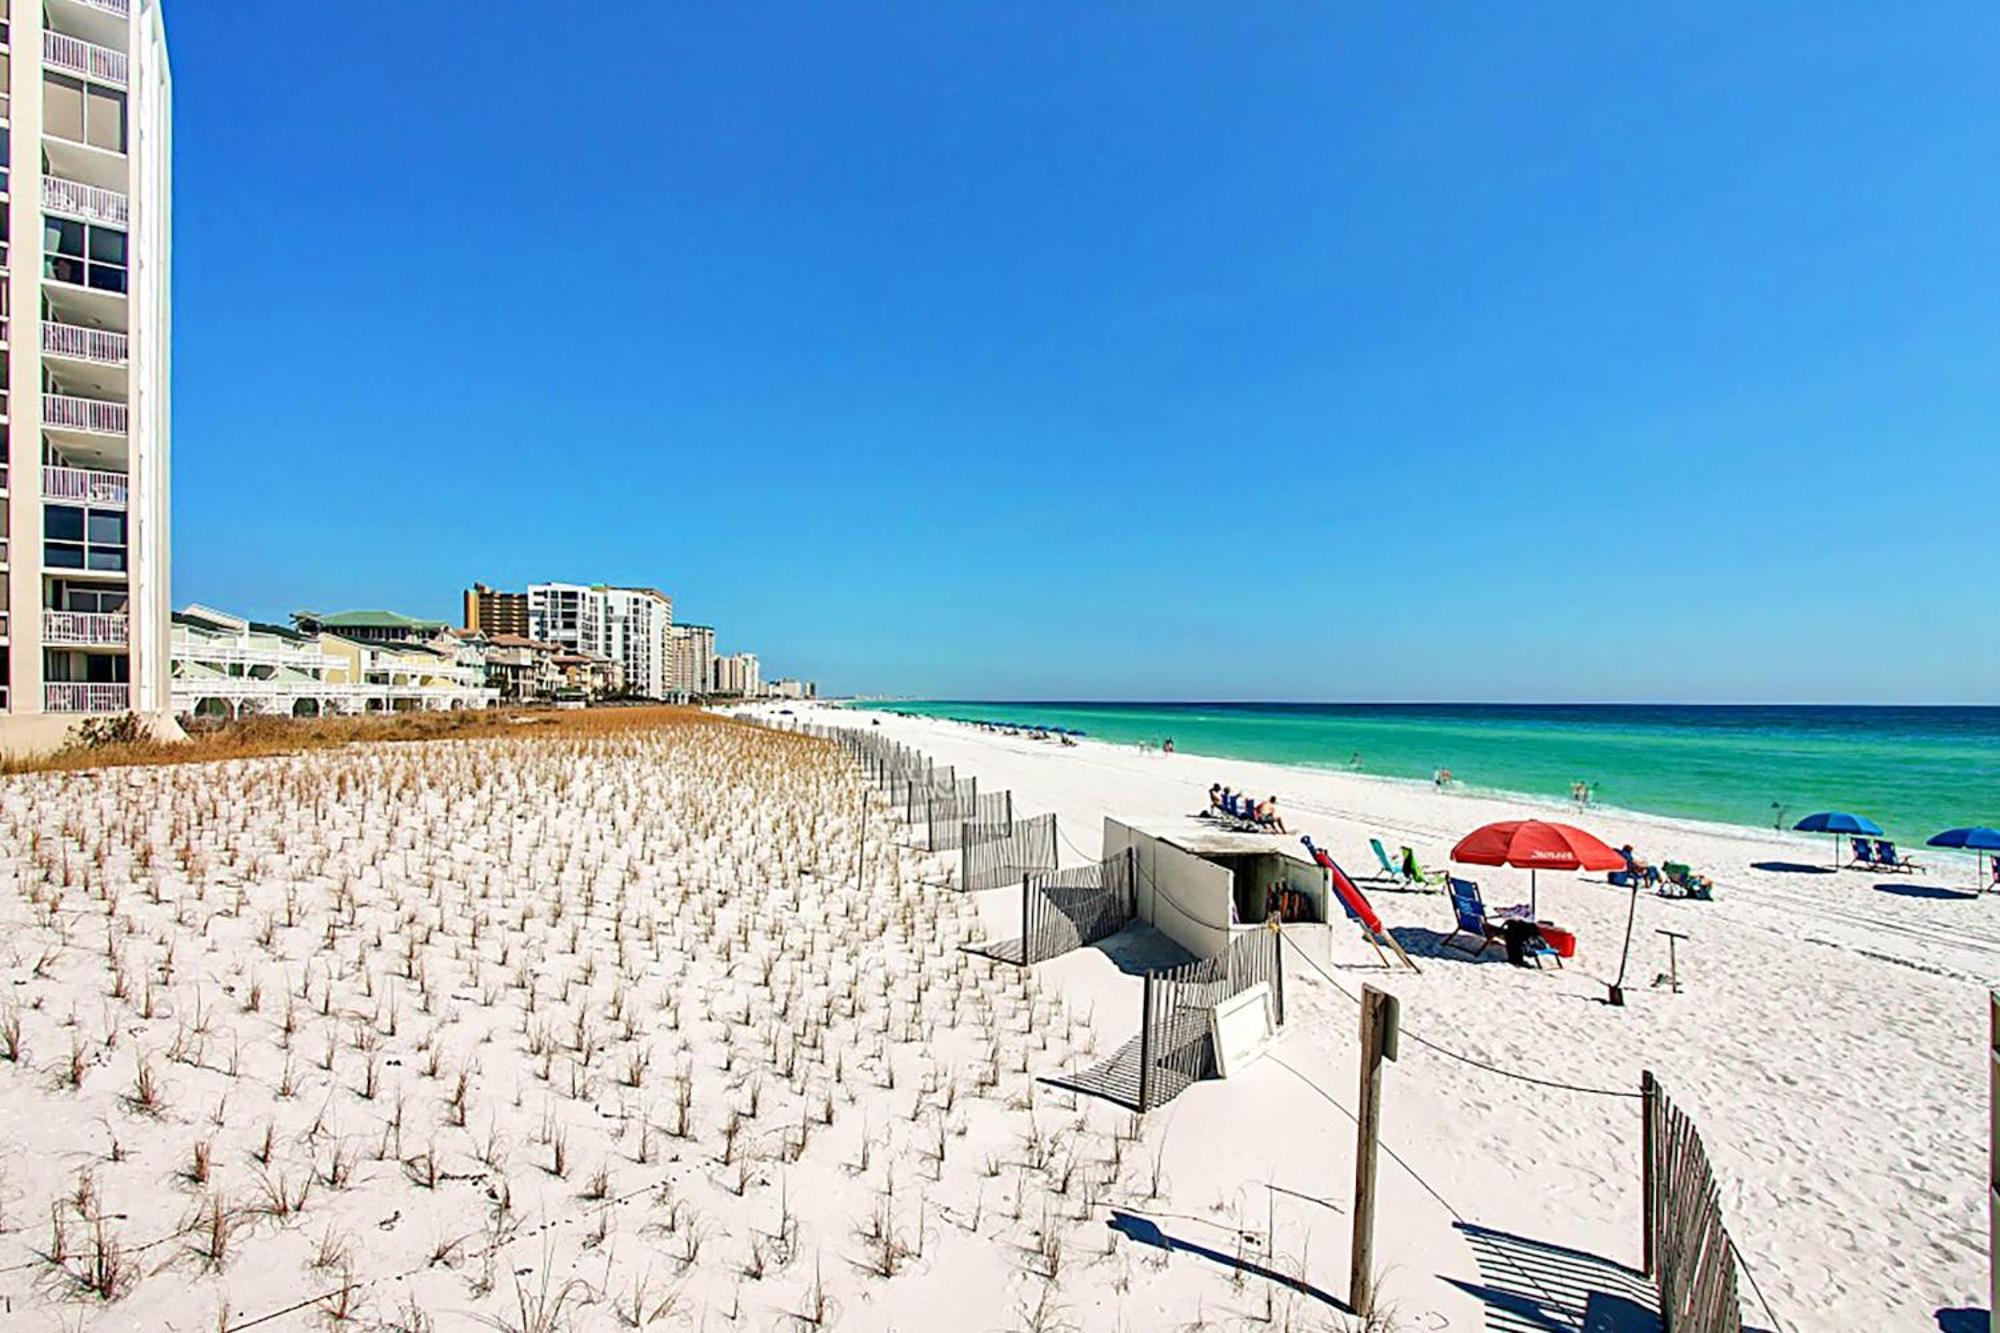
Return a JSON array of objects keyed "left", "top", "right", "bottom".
[{"left": 173, "top": 3, "right": 1999, "bottom": 702}]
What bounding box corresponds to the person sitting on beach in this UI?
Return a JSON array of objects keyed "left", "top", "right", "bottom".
[
  {"left": 1618, "top": 844, "right": 1662, "bottom": 889},
  {"left": 1207, "top": 783, "right": 1224, "bottom": 814},
  {"left": 1256, "top": 796, "right": 1287, "bottom": 833}
]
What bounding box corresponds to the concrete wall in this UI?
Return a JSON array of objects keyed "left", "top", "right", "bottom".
[{"left": 1105, "top": 817, "right": 1235, "bottom": 960}]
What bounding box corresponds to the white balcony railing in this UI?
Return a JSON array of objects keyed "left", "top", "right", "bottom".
[
  {"left": 42, "top": 175, "right": 129, "bottom": 227},
  {"left": 43, "top": 322, "right": 128, "bottom": 365},
  {"left": 44, "top": 392, "right": 127, "bottom": 435},
  {"left": 61, "top": 0, "right": 133, "bottom": 18},
  {"left": 176, "top": 641, "right": 337, "bottom": 672},
  {"left": 44, "top": 610, "right": 129, "bottom": 647},
  {"left": 43, "top": 464, "right": 127, "bottom": 506},
  {"left": 44, "top": 30, "right": 129, "bottom": 86},
  {"left": 47, "top": 682, "right": 130, "bottom": 713}
]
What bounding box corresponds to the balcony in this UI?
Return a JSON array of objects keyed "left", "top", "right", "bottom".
[
  {"left": 44, "top": 30, "right": 129, "bottom": 86},
  {"left": 58, "top": 0, "right": 133, "bottom": 18},
  {"left": 45, "top": 392, "right": 127, "bottom": 436},
  {"left": 0, "top": 537, "right": 8, "bottom": 566},
  {"left": 44, "top": 609, "right": 129, "bottom": 647},
  {"left": 177, "top": 641, "right": 337, "bottom": 672},
  {"left": 43, "top": 322, "right": 128, "bottom": 365},
  {"left": 47, "top": 682, "right": 130, "bottom": 713},
  {"left": 0, "top": 610, "right": 8, "bottom": 640},
  {"left": 43, "top": 464, "right": 127, "bottom": 506},
  {"left": 43, "top": 175, "right": 129, "bottom": 228}
]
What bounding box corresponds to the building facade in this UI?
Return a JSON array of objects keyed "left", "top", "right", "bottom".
[
  {"left": 171, "top": 604, "right": 496, "bottom": 717},
  {"left": 528, "top": 582, "right": 672, "bottom": 699},
  {"left": 463, "top": 582, "right": 529, "bottom": 638},
  {"left": 712, "top": 651, "right": 760, "bottom": 699},
  {"left": 669, "top": 622, "right": 715, "bottom": 697},
  {"left": 1, "top": 0, "right": 173, "bottom": 748}
]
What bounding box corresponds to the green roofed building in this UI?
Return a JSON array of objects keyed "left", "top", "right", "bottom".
[{"left": 290, "top": 609, "right": 451, "bottom": 646}]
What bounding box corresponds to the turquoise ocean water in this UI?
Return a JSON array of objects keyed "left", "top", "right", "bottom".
[{"left": 854, "top": 701, "right": 2000, "bottom": 847}]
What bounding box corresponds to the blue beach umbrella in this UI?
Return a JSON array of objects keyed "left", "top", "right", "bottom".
[
  {"left": 1793, "top": 811, "right": 1884, "bottom": 868},
  {"left": 1926, "top": 827, "right": 2000, "bottom": 892}
]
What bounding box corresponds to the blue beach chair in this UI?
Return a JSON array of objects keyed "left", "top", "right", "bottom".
[
  {"left": 1444, "top": 878, "right": 1557, "bottom": 968},
  {"left": 1848, "top": 838, "right": 1878, "bottom": 869},
  {"left": 1871, "top": 840, "right": 1921, "bottom": 874}
]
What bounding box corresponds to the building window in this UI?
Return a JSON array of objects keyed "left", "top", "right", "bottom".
[
  {"left": 43, "top": 503, "right": 125, "bottom": 572},
  {"left": 43, "top": 74, "right": 124, "bottom": 153},
  {"left": 43, "top": 215, "right": 126, "bottom": 292},
  {"left": 56, "top": 583, "right": 126, "bottom": 613}
]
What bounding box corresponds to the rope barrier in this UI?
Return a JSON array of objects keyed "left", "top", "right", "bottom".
[{"left": 1277, "top": 931, "right": 1641, "bottom": 1101}]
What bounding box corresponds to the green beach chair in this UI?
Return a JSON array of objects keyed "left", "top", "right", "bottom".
[
  {"left": 1661, "top": 862, "right": 1714, "bottom": 900},
  {"left": 1399, "top": 846, "right": 1446, "bottom": 888}
]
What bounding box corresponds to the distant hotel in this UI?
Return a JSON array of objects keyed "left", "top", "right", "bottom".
[
  {"left": 463, "top": 582, "right": 529, "bottom": 639},
  {"left": 1, "top": 0, "right": 174, "bottom": 750},
  {"left": 526, "top": 582, "right": 672, "bottom": 700},
  {"left": 670, "top": 623, "right": 714, "bottom": 696}
]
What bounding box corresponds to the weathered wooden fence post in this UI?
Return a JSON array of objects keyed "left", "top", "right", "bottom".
[
  {"left": 1137, "top": 973, "right": 1156, "bottom": 1113},
  {"left": 1642, "top": 1068, "right": 1659, "bottom": 1282},
  {"left": 1270, "top": 920, "right": 1286, "bottom": 1027},
  {"left": 1351, "top": 985, "right": 1397, "bottom": 1318}
]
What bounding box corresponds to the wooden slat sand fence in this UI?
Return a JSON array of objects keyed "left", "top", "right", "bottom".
[
  {"left": 960, "top": 811, "right": 1058, "bottom": 892},
  {"left": 1021, "top": 848, "right": 1136, "bottom": 964},
  {"left": 918, "top": 777, "right": 984, "bottom": 850},
  {"left": 1643, "top": 1072, "right": 1744, "bottom": 1333},
  {"left": 1139, "top": 926, "right": 1285, "bottom": 1111}
]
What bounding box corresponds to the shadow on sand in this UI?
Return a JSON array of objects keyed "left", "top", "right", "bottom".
[
  {"left": 1937, "top": 1308, "right": 1990, "bottom": 1333},
  {"left": 1446, "top": 1223, "right": 1662, "bottom": 1333},
  {"left": 1875, "top": 882, "right": 1980, "bottom": 901},
  {"left": 1108, "top": 1210, "right": 1349, "bottom": 1314},
  {"left": 1389, "top": 925, "right": 1510, "bottom": 965},
  {"left": 1751, "top": 861, "right": 1835, "bottom": 875},
  {"left": 1041, "top": 1032, "right": 1144, "bottom": 1111}
]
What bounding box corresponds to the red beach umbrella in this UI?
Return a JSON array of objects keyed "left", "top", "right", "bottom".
[{"left": 1451, "top": 819, "right": 1625, "bottom": 917}]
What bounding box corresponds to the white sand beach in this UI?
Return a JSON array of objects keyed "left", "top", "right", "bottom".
[
  {"left": 776, "top": 702, "right": 1991, "bottom": 1332},
  {"left": 0, "top": 707, "right": 1984, "bottom": 1331}
]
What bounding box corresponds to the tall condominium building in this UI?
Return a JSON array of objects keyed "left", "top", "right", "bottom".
[
  {"left": 713, "top": 651, "right": 760, "bottom": 699},
  {"left": 527, "top": 582, "right": 673, "bottom": 699},
  {"left": 463, "top": 582, "right": 529, "bottom": 638},
  {"left": 1, "top": 0, "right": 172, "bottom": 748},
  {"left": 668, "top": 622, "right": 714, "bottom": 697}
]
